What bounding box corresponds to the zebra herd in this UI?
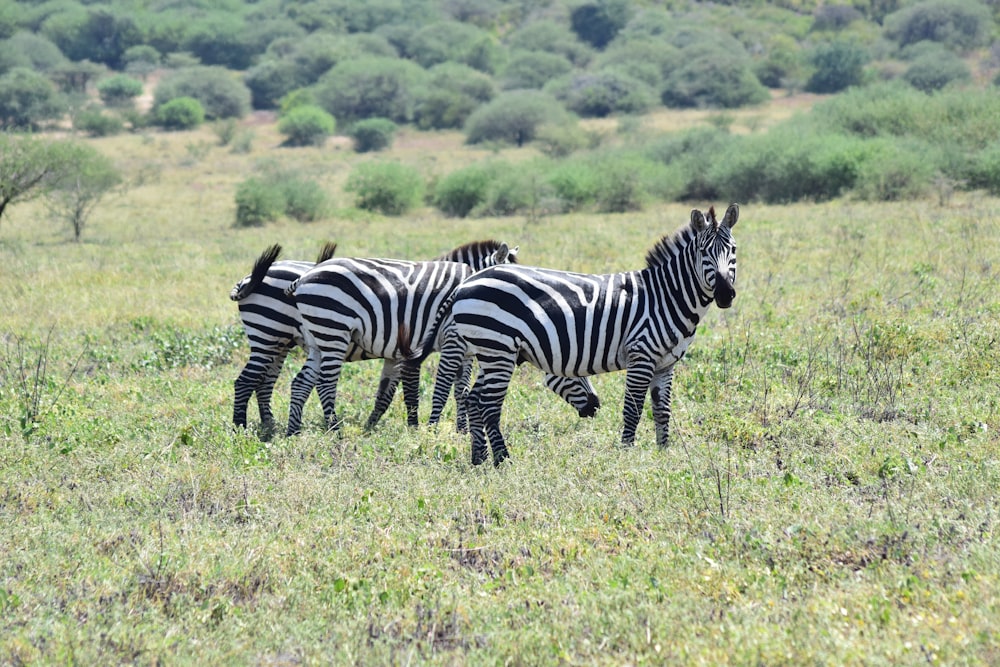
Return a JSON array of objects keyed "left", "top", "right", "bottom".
[{"left": 230, "top": 203, "right": 739, "bottom": 466}]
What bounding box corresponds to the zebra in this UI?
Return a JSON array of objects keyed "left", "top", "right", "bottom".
[
  {"left": 230, "top": 240, "right": 522, "bottom": 434},
  {"left": 285, "top": 241, "right": 602, "bottom": 435},
  {"left": 406, "top": 204, "right": 739, "bottom": 466},
  {"left": 230, "top": 241, "right": 337, "bottom": 431}
]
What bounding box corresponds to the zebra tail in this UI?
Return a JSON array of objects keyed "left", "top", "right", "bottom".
[
  {"left": 315, "top": 241, "right": 337, "bottom": 264},
  {"left": 410, "top": 289, "right": 458, "bottom": 366},
  {"left": 229, "top": 244, "right": 282, "bottom": 301}
]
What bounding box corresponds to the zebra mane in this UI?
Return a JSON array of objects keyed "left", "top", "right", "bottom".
[
  {"left": 436, "top": 239, "right": 520, "bottom": 265},
  {"left": 230, "top": 244, "right": 282, "bottom": 301},
  {"left": 645, "top": 224, "right": 697, "bottom": 270}
]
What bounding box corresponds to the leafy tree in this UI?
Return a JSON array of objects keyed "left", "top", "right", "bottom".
[
  {"left": 156, "top": 96, "right": 205, "bottom": 130},
  {"left": 805, "top": 39, "right": 869, "bottom": 94},
  {"left": 154, "top": 66, "right": 251, "bottom": 120},
  {"left": 546, "top": 69, "right": 657, "bottom": 117},
  {"left": 123, "top": 45, "right": 160, "bottom": 79},
  {"left": 506, "top": 20, "right": 593, "bottom": 66},
  {"left": 883, "top": 0, "right": 992, "bottom": 52},
  {"left": 42, "top": 6, "right": 142, "bottom": 70},
  {"left": 569, "top": 0, "right": 632, "bottom": 49},
  {"left": 407, "top": 21, "right": 500, "bottom": 72},
  {"left": 0, "top": 134, "right": 70, "bottom": 224},
  {"left": 349, "top": 118, "right": 396, "bottom": 152},
  {"left": 235, "top": 177, "right": 286, "bottom": 227},
  {"left": 592, "top": 39, "right": 682, "bottom": 88},
  {"left": 346, "top": 162, "right": 423, "bottom": 215},
  {"left": 902, "top": 50, "right": 971, "bottom": 92},
  {"left": 0, "top": 68, "right": 66, "bottom": 130},
  {"left": 49, "top": 60, "right": 105, "bottom": 95},
  {"left": 662, "top": 48, "right": 769, "bottom": 108},
  {"left": 465, "top": 91, "right": 572, "bottom": 146},
  {"left": 501, "top": 51, "right": 573, "bottom": 90},
  {"left": 97, "top": 74, "right": 143, "bottom": 108},
  {"left": 45, "top": 142, "right": 121, "bottom": 241},
  {"left": 755, "top": 35, "right": 806, "bottom": 89},
  {"left": 0, "top": 3, "right": 20, "bottom": 40},
  {"left": 74, "top": 107, "right": 125, "bottom": 137},
  {"left": 313, "top": 56, "right": 427, "bottom": 124},
  {"left": 414, "top": 62, "right": 495, "bottom": 129},
  {"left": 433, "top": 163, "right": 494, "bottom": 217},
  {"left": 183, "top": 14, "right": 258, "bottom": 71},
  {"left": 244, "top": 59, "right": 303, "bottom": 110},
  {"left": 0, "top": 32, "right": 67, "bottom": 75},
  {"left": 278, "top": 105, "right": 336, "bottom": 146}
]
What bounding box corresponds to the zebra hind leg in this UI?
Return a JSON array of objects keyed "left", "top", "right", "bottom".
[
  {"left": 471, "top": 358, "right": 516, "bottom": 467},
  {"left": 364, "top": 360, "right": 400, "bottom": 431},
  {"left": 233, "top": 347, "right": 281, "bottom": 429}
]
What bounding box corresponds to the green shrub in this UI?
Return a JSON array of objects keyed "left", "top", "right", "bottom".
[
  {"left": 501, "top": 51, "right": 573, "bottom": 90},
  {"left": 964, "top": 143, "right": 1000, "bottom": 194},
  {"left": 546, "top": 68, "right": 656, "bottom": 118},
  {"left": 156, "top": 96, "right": 204, "bottom": 130},
  {"left": 569, "top": 0, "right": 632, "bottom": 49},
  {"left": 471, "top": 161, "right": 550, "bottom": 218},
  {"left": 97, "top": 74, "right": 143, "bottom": 107},
  {"left": 234, "top": 177, "right": 286, "bottom": 227},
  {"left": 506, "top": 20, "right": 593, "bottom": 66},
  {"left": 902, "top": 51, "right": 971, "bottom": 92},
  {"left": 534, "top": 123, "right": 593, "bottom": 158},
  {"left": 345, "top": 162, "right": 423, "bottom": 216},
  {"left": 883, "top": 0, "right": 992, "bottom": 52},
  {"left": 280, "top": 177, "right": 329, "bottom": 222},
  {"left": 662, "top": 48, "right": 769, "bottom": 108},
  {"left": 244, "top": 59, "right": 303, "bottom": 110},
  {"left": 433, "top": 163, "right": 495, "bottom": 217},
  {"left": 853, "top": 139, "right": 935, "bottom": 201},
  {"left": 314, "top": 56, "right": 427, "bottom": 124},
  {"left": 590, "top": 153, "right": 664, "bottom": 213},
  {"left": 407, "top": 21, "right": 501, "bottom": 73},
  {"left": 74, "top": 108, "right": 124, "bottom": 137},
  {"left": 545, "top": 161, "right": 600, "bottom": 212},
  {"left": 154, "top": 66, "right": 251, "bottom": 120},
  {"left": 349, "top": 118, "right": 396, "bottom": 153},
  {"left": 0, "top": 67, "right": 66, "bottom": 130},
  {"left": 465, "top": 90, "right": 572, "bottom": 146},
  {"left": 278, "top": 105, "right": 335, "bottom": 147},
  {"left": 805, "top": 39, "right": 869, "bottom": 94}
]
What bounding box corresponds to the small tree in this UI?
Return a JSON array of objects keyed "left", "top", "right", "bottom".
[
  {"left": 45, "top": 142, "right": 122, "bottom": 241},
  {"left": 0, "top": 135, "right": 67, "bottom": 225},
  {"left": 97, "top": 74, "right": 144, "bottom": 108},
  {"left": 154, "top": 66, "right": 251, "bottom": 120},
  {"left": 346, "top": 162, "right": 423, "bottom": 215},
  {"left": 234, "top": 178, "right": 286, "bottom": 227},
  {"left": 0, "top": 68, "right": 66, "bottom": 130},
  {"left": 349, "top": 118, "right": 396, "bottom": 152},
  {"left": 277, "top": 105, "right": 335, "bottom": 146},
  {"left": 465, "top": 90, "right": 571, "bottom": 146},
  {"left": 806, "top": 39, "right": 869, "bottom": 94},
  {"left": 903, "top": 51, "right": 971, "bottom": 92},
  {"left": 156, "top": 96, "right": 205, "bottom": 130}
]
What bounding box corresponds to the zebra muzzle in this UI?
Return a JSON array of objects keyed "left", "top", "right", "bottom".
[{"left": 715, "top": 274, "right": 735, "bottom": 308}]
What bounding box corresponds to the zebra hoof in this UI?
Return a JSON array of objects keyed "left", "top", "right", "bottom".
[{"left": 577, "top": 394, "right": 601, "bottom": 418}]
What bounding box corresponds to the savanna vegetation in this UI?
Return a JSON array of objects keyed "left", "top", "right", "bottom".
[{"left": 2, "top": 0, "right": 1000, "bottom": 663}]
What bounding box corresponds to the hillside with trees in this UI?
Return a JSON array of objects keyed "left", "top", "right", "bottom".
[{"left": 3, "top": 0, "right": 1000, "bottom": 220}]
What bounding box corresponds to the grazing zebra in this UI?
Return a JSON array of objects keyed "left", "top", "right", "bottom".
[
  {"left": 285, "top": 241, "right": 602, "bottom": 435},
  {"left": 408, "top": 204, "right": 739, "bottom": 466},
  {"left": 230, "top": 242, "right": 338, "bottom": 431}
]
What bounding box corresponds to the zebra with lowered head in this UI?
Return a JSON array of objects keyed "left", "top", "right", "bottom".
[
  {"left": 285, "top": 240, "right": 602, "bottom": 435},
  {"left": 406, "top": 204, "right": 739, "bottom": 466}
]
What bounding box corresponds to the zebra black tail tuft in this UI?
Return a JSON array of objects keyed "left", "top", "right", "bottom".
[
  {"left": 315, "top": 241, "right": 338, "bottom": 264},
  {"left": 230, "top": 244, "right": 282, "bottom": 301}
]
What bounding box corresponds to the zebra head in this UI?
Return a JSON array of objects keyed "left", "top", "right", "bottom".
[
  {"left": 691, "top": 203, "right": 739, "bottom": 309},
  {"left": 485, "top": 242, "right": 519, "bottom": 268}
]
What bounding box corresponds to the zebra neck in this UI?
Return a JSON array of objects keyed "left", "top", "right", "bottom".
[{"left": 642, "top": 244, "right": 714, "bottom": 323}]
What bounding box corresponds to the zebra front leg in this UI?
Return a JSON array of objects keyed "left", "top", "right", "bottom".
[
  {"left": 472, "top": 357, "right": 516, "bottom": 467},
  {"left": 400, "top": 359, "right": 421, "bottom": 427},
  {"left": 305, "top": 334, "right": 351, "bottom": 434},
  {"left": 543, "top": 374, "right": 601, "bottom": 418},
  {"left": 364, "top": 360, "right": 400, "bottom": 431},
  {"left": 286, "top": 346, "right": 321, "bottom": 436},
  {"left": 621, "top": 357, "right": 654, "bottom": 446},
  {"left": 650, "top": 367, "right": 675, "bottom": 448}
]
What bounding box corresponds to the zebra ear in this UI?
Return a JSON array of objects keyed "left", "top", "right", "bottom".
[
  {"left": 690, "top": 209, "right": 708, "bottom": 232},
  {"left": 494, "top": 242, "right": 510, "bottom": 264},
  {"left": 721, "top": 203, "right": 739, "bottom": 229},
  {"left": 507, "top": 245, "right": 519, "bottom": 263}
]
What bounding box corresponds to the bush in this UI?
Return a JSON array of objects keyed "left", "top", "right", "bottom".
[
  {"left": 74, "top": 107, "right": 124, "bottom": 137},
  {"left": 349, "top": 118, "right": 396, "bottom": 152},
  {"left": 501, "top": 51, "right": 573, "bottom": 90},
  {"left": 805, "top": 39, "right": 869, "bottom": 93},
  {"left": 883, "top": 0, "right": 992, "bottom": 52},
  {"left": 0, "top": 32, "right": 67, "bottom": 74},
  {"left": 0, "top": 67, "right": 66, "bottom": 130},
  {"left": 407, "top": 21, "right": 501, "bottom": 73},
  {"left": 154, "top": 66, "right": 251, "bottom": 120},
  {"left": 546, "top": 68, "right": 657, "bottom": 118},
  {"left": 235, "top": 178, "right": 286, "bottom": 227},
  {"left": 569, "top": 0, "right": 632, "bottom": 49},
  {"left": 279, "top": 177, "right": 329, "bottom": 222},
  {"left": 545, "top": 161, "right": 600, "bottom": 212},
  {"left": 314, "top": 56, "right": 427, "bottom": 124},
  {"left": 433, "top": 163, "right": 494, "bottom": 217},
  {"left": 97, "top": 74, "right": 143, "bottom": 108},
  {"left": 345, "top": 162, "right": 423, "bottom": 215},
  {"left": 278, "top": 105, "right": 335, "bottom": 147},
  {"left": 755, "top": 35, "right": 806, "bottom": 89},
  {"left": 464, "top": 90, "right": 572, "bottom": 146},
  {"left": 415, "top": 62, "right": 495, "bottom": 130},
  {"left": 244, "top": 59, "right": 303, "bottom": 110},
  {"left": 854, "top": 139, "right": 936, "bottom": 201},
  {"left": 589, "top": 152, "right": 668, "bottom": 213},
  {"left": 534, "top": 124, "right": 593, "bottom": 158},
  {"left": 506, "top": 20, "right": 593, "bottom": 66},
  {"left": 902, "top": 51, "right": 971, "bottom": 92},
  {"left": 156, "top": 96, "right": 204, "bottom": 131},
  {"left": 662, "top": 48, "right": 769, "bottom": 108},
  {"left": 592, "top": 39, "right": 682, "bottom": 88}
]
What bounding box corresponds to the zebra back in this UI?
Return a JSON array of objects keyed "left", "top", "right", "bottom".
[
  {"left": 435, "top": 239, "right": 519, "bottom": 271},
  {"left": 230, "top": 244, "right": 282, "bottom": 301}
]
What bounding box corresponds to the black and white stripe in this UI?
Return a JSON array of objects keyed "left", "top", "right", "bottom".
[
  {"left": 285, "top": 240, "right": 519, "bottom": 435},
  {"left": 411, "top": 204, "right": 739, "bottom": 465},
  {"left": 230, "top": 242, "right": 337, "bottom": 431}
]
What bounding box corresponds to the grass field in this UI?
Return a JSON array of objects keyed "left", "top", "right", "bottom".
[{"left": 1, "top": 104, "right": 999, "bottom": 664}]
